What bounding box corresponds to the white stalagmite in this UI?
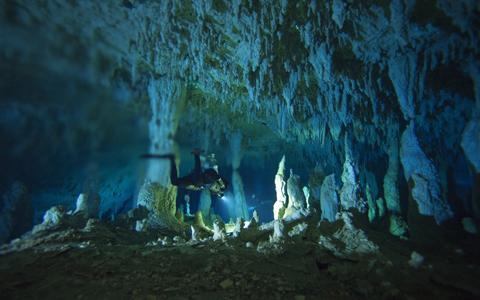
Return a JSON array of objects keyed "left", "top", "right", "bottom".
[
  {"left": 303, "top": 186, "right": 311, "bottom": 210},
  {"left": 252, "top": 210, "right": 260, "bottom": 224},
  {"left": 273, "top": 155, "right": 287, "bottom": 220},
  {"left": 190, "top": 225, "right": 198, "bottom": 241},
  {"left": 340, "top": 135, "right": 364, "bottom": 212},
  {"left": 213, "top": 221, "right": 226, "bottom": 241},
  {"left": 400, "top": 122, "right": 453, "bottom": 224},
  {"left": 269, "top": 219, "right": 285, "bottom": 243},
  {"left": 320, "top": 174, "right": 339, "bottom": 222},
  {"left": 284, "top": 169, "right": 307, "bottom": 219},
  {"left": 184, "top": 195, "right": 192, "bottom": 217},
  {"left": 231, "top": 132, "right": 249, "bottom": 220},
  {"left": 74, "top": 193, "right": 100, "bottom": 219},
  {"left": 232, "top": 217, "right": 243, "bottom": 238},
  {"left": 74, "top": 193, "right": 89, "bottom": 216}
]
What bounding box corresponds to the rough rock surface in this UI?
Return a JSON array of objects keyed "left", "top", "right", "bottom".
[
  {"left": 1, "top": 207, "right": 479, "bottom": 299},
  {"left": 400, "top": 122, "right": 453, "bottom": 224}
]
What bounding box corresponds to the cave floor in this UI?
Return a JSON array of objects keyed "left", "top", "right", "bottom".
[{"left": 0, "top": 217, "right": 479, "bottom": 300}]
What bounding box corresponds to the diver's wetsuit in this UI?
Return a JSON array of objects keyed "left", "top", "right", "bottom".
[
  {"left": 168, "top": 153, "right": 216, "bottom": 190},
  {"left": 141, "top": 152, "right": 225, "bottom": 195}
]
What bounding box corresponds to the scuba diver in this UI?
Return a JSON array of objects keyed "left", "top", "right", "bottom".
[{"left": 141, "top": 149, "right": 228, "bottom": 197}]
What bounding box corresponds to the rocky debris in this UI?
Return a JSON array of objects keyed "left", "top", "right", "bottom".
[
  {"left": 408, "top": 251, "right": 424, "bottom": 269},
  {"left": 288, "top": 222, "right": 308, "bottom": 238},
  {"left": 245, "top": 242, "right": 254, "bottom": 248},
  {"left": 319, "top": 212, "right": 378, "bottom": 257},
  {"left": 462, "top": 217, "right": 478, "bottom": 234},
  {"left": 135, "top": 219, "right": 147, "bottom": 232},
  {"left": 219, "top": 278, "right": 233, "bottom": 289},
  {"left": 84, "top": 219, "right": 101, "bottom": 232},
  {"left": 32, "top": 205, "right": 67, "bottom": 233},
  {"left": 0, "top": 205, "right": 479, "bottom": 299},
  {"left": 256, "top": 220, "right": 286, "bottom": 255}
]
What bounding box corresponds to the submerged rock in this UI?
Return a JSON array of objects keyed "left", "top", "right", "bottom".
[{"left": 408, "top": 251, "right": 424, "bottom": 269}]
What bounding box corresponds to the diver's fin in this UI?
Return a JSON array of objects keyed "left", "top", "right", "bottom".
[{"left": 140, "top": 153, "right": 175, "bottom": 159}]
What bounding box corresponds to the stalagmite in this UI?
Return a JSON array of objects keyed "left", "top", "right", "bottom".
[
  {"left": 383, "top": 125, "right": 408, "bottom": 236},
  {"left": 273, "top": 155, "right": 287, "bottom": 220},
  {"left": 400, "top": 122, "right": 453, "bottom": 224},
  {"left": 339, "top": 135, "right": 365, "bottom": 212},
  {"left": 383, "top": 125, "right": 406, "bottom": 235},
  {"left": 269, "top": 219, "right": 285, "bottom": 243},
  {"left": 230, "top": 132, "right": 249, "bottom": 221},
  {"left": 252, "top": 210, "right": 260, "bottom": 224},
  {"left": 184, "top": 195, "right": 192, "bottom": 217},
  {"left": 74, "top": 193, "right": 100, "bottom": 219},
  {"left": 42, "top": 206, "right": 66, "bottom": 226},
  {"left": 303, "top": 186, "right": 311, "bottom": 210},
  {"left": 366, "top": 184, "right": 376, "bottom": 223},
  {"left": 284, "top": 169, "right": 307, "bottom": 219},
  {"left": 232, "top": 217, "right": 243, "bottom": 238},
  {"left": 320, "top": 174, "right": 339, "bottom": 222},
  {"left": 213, "top": 221, "right": 226, "bottom": 241},
  {"left": 190, "top": 225, "right": 198, "bottom": 242},
  {"left": 308, "top": 163, "right": 326, "bottom": 202}
]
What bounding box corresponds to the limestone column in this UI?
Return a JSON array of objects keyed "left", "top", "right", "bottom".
[
  {"left": 231, "top": 132, "right": 249, "bottom": 220},
  {"left": 137, "top": 77, "right": 186, "bottom": 219}
]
